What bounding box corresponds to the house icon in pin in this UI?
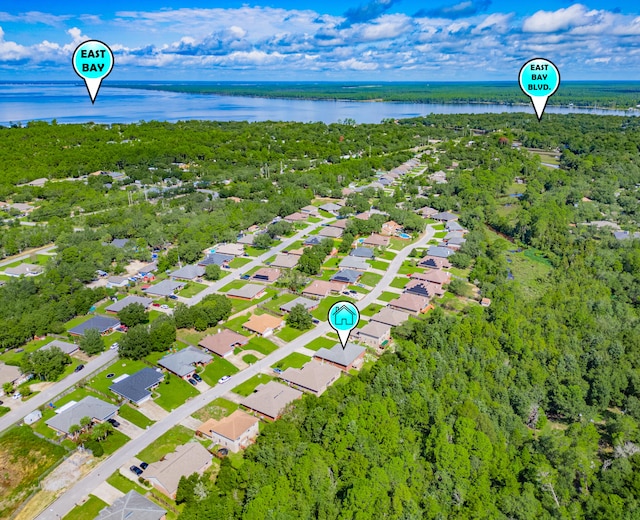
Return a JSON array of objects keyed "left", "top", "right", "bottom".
[{"left": 332, "top": 304, "right": 356, "bottom": 327}]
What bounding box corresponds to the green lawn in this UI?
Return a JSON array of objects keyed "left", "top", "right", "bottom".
[
  {"left": 192, "top": 397, "right": 238, "bottom": 422},
  {"left": 323, "top": 257, "right": 341, "bottom": 268},
  {"left": 272, "top": 352, "right": 311, "bottom": 371},
  {"left": 261, "top": 293, "right": 296, "bottom": 313},
  {"left": 244, "top": 337, "right": 279, "bottom": 355},
  {"left": 377, "top": 291, "right": 398, "bottom": 302},
  {"left": 507, "top": 250, "right": 553, "bottom": 298},
  {"left": 398, "top": 262, "right": 422, "bottom": 275},
  {"left": 389, "top": 237, "right": 409, "bottom": 250},
  {"left": 200, "top": 358, "right": 239, "bottom": 386},
  {"left": 63, "top": 495, "right": 107, "bottom": 520},
  {"left": 145, "top": 341, "right": 189, "bottom": 365},
  {"left": 447, "top": 267, "right": 470, "bottom": 279},
  {"left": 107, "top": 471, "right": 148, "bottom": 495},
  {"left": 311, "top": 295, "right": 355, "bottom": 321},
  {"left": 0, "top": 336, "right": 51, "bottom": 365},
  {"left": 276, "top": 326, "right": 307, "bottom": 342},
  {"left": 390, "top": 276, "right": 410, "bottom": 289},
  {"left": 222, "top": 314, "right": 252, "bottom": 335},
  {"left": 432, "top": 223, "right": 445, "bottom": 230},
  {"left": 434, "top": 231, "right": 447, "bottom": 239},
  {"left": 101, "top": 429, "right": 130, "bottom": 455},
  {"left": 118, "top": 404, "right": 155, "bottom": 429},
  {"left": 242, "top": 353, "right": 259, "bottom": 364},
  {"left": 177, "top": 282, "right": 208, "bottom": 297},
  {"left": 308, "top": 216, "right": 323, "bottom": 223},
  {"left": 245, "top": 246, "right": 268, "bottom": 257},
  {"left": 304, "top": 336, "right": 336, "bottom": 351},
  {"left": 360, "top": 303, "right": 383, "bottom": 317},
  {"left": 137, "top": 425, "right": 194, "bottom": 463},
  {"left": 232, "top": 373, "right": 273, "bottom": 397},
  {"left": 221, "top": 279, "right": 247, "bottom": 292},
  {"left": 88, "top": 359, "right": 149, "bottom": 396},
  {"left": 360, "top": 272, "right": 383, "bottom": 286},
  {"left": 229, "top": 257, "right": 252, "bottom": 268},
  {"left": 318, "top": 268, "right": 338, "bottom": 281},
  {"left": 368, "top": 259, "right": 390, "bottom": 270},
  {"left": 154, "top": 374, "right": 199, "bottom": 412},
  {"left": 379, "top": 250, "right": 397, "bottom": 261},
  {"left": 230, "top": 289, "right": 276, "bottom": 313}
]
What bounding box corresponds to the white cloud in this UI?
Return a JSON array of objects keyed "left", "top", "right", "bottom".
[{"left": 523, "top": 4, "right": 600, "bottom": 33}]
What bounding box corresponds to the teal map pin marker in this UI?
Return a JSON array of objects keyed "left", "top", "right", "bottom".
[
  {"left": 328, "top": 301, "right": 360, "bottom": 349},
  {"left": 519, "top": 58, "right": 560, "bottom": 121},
  {"left": 72, "top": 40, "right": 114, "bottom": 104}
]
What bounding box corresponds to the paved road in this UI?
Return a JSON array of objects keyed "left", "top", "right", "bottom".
[
  {"left": 0, "top": 244, "right": 56, "bottom": 269},
  {"left": 0, "top": 349, "right": 118, "bottom": 434},
  {"left": 38, "top": 225, "right": 435, "bottom": 520}
]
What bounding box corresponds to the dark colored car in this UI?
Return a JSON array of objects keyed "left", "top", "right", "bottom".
[
  {"left": 139, "top": 462, "right": 149, "bottom": 470},
  {"left": 216, "top": 448, "right": 229, "bottom": 458},
  {"left": 192, "top": 373, "right": 202, "bottom": 382},
  {"left": 168, "top": 295, "right": 178, "bottom": 300},
  {"left": 107, "top": 418, "right": 120, "bottom": 428},
  {"left": 187, "top": 378, "right": 198, "bottom": 386},
  {"left": 130, "top": 465, "right": 143, "bottom": 476},
  {"left": 74, "top": 364, "right": 84, "bottom": 372}
]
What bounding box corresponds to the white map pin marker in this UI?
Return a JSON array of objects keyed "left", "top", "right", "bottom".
[{"left": 328, "top": 301, "right": 360, "bottom": 349}]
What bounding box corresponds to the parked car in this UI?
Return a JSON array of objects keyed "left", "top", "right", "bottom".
[
  {"left": 107, "top": 418, "right": 120, "bottom": 428},
  {"left": 273, "top": 367, "right": 283, "bottom": 374},
  {"left": 0, "top": 400, "right": 3, "bottom": 405},
  {"left": 187, "top": 378, "right": 198, "bottom": 386},
  {"left": 192, "top": 373, "right": 202, "bottom": 382},
  {"left": 160, "top": 304, "right": 169, "bottom": 310},
  {"left": 152, "top": 303, "right": 161, "bottom": 307},
  {"left": 110, "top": 342, "right": 119, "bottom": 350},
  {"left": 218, "top": 375, "right": 231, "bottom": 384},
  {"left": 312, "top": 318, "right": 320, "bottom": 324},
  {"left": 130, "top": 465, "right": 143, "bottom": 476},
  {"left": 139, "top": 462, "right": 149, "bottom": 470},
  {"left": 74, "top": 364, "right": 84, "bottom": 372},
  {"left": 12, "top": 393, "right": 22, "bottom": 400},
  {"left": 216, "top": 448, "right": 229, "bottom": 458},
  {"left": 168, "top": 295, "right": 178, "bottom": 300}
]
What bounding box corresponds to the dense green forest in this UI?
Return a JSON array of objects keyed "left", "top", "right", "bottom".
[{"left": 109, "top": 81, "right": 640, "bottom": 109}]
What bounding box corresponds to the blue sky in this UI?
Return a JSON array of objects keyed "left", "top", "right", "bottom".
[{"left": 1, "top": 1, "right": 639, "bottom": 80}]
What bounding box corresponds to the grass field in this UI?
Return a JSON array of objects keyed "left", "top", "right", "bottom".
[
  {"left": 377, "top": 291, "right": 398, "bottom": 302},
  {"left": 276, "top": 326, "right": 306, "bottom": 342},
  {"left": 261, "top": 293, "right": 295, "bottom": 313},
  {"left": 154, "top": 374, "right": 199, "bottom": 411},
  {"left": 360, "top": 303, "right": 383, "bottom": 317},
  {"left": 118, "top": 404, "right": 155, "bottom": 429},
  {"left": 434, "top": 231, "right": 447, "bottom": 239},
  {"left": 0, "top": 426, "right": 68, "bottom": 519},
  {"left": 244, "top": 337, "right": 279, "bottom": 355},
  {"left": 200, "top": 358, "right": 239, "bottom": 386},
  {"left": 0, "top": 337, "right": 51, "bottom": 365},
  {"left": 230, "top": 289, "right": 277, "bottom": 313},
  {"left": 506, "top": 250, "right": 553, "bottom": 298},
  {"left": 229, "top": 257, "right": 252, "bottom": 268},
  {"left": 107, "top": 471, "right": 148, "bottom": 495},
  {"left": 89, "top": 359, "right": 149, "bottom": 395},
  {"left": 177, "top": 282, "right": 208, "bottom": 298},
  {"left": 390, "top": 276, "right": 410, "bottom": 289},
  {"left": 360, "top": 272, "right": 383, "bottom": 286},
  {"left": 192, "top": 397, "right": 238, "bottom": 422},
  {"left": 222, "top": 314, "right": 252, "bottom": 335},
  {"left": 62, "top": 495, "right": 107, "bottom": 520},
  {"left": 101, "top": 429, "right": 130, "bottom": 455},
  {"left": 368, "top": 259, "right": 390, "bottom": 270},
  {"left": 272, "top": 352, "right": 311, "bottom": 371},
  {"left": 232, "top": 373, "right": 273, "bottom": 397},
  {"left": 304, "top": 336, "right": 336, "bottom": 351},
  {"left": 137, "top": 425, "right": 194, "bottom": 463},
  {"left": 447, "top": 267, "right": 471, "bottom": 279},
  {"left": 243, "top": 353, "right": 259, "bottom": 364},
  {"left": 379, "top": 250, "right": 397, "bottom": 261}
]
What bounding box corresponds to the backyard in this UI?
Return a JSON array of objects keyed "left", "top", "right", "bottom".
[
  {"left": 136, "top": 425, "right": 195, "bottom": 463},
  {"left": 154, "top": 374, "right": 200, "bottom": 412},
  {"left": 199, "top": 358, "right": 239, "bottom": 386},
  {"left": 271, "top": 352, "right": 311, "bottom": 371},
  {"left": 232, "top": 373, "right": 274, "bottom": 397}
]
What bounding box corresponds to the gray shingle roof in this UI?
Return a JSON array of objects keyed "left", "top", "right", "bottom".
[
  {"left": 350, "top": 247, "right": 375, "bottom": 258},
  {"left": 280, "top": 296, "right": 318, "bottom": 312},
  {"left": 143, "top": 280, "right": 185, "bottom": 297},
  {"left": 96, "top": 490, "right": 166, "bottom": 520},
  {"left": 40, "top": 339, "right": 78, "bottom": 355},
  {"left": 426, "top": 246, "right": 455, "bottom": 258},
  {"left": 170, "top": 264, "right": 205, "bottom": 280},
  {"left": 105, "top": 296, "right": 153, "bottom": 313},
  {"left": 158, "top": 346, "right": 212, "bottom": 377},
  {"left": 331, "top": 269, "right": 361, "bottom": 284},
  {"left": 110, "top": 368, "right": 164, "bottom": 403},
  {"left": 111, "top": 238, "right": 130, "bottom": 248},
  {"left": 339, "top": 256, "right": 369, "bottom": 270},
  {"left": 68, "top": 315, "right": 120, "bottom": 336},
  {"left": 45, "top": 396, "right": 118, "bottom": 435},
  {"left": 199, "top": 253, "right": 234, "bottom": 266},
  {"left": 314, "top": 343, "right": 366, "bottom": 368}
]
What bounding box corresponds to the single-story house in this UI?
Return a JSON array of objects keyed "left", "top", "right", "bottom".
[
  {"left": 237, "top": 234, "right": 255, "bottom": 245},
  {"left": 313, "top": 343, "right": 366, "bottom": 372},
  {"left": 4, "top": 263, "right": 44, "bottom": 277},
  {"left": 68, "top": 315, "right": 120, "bottom": 337},
  {"left": 301, "top": 205, "right": 319, "bottom": 216},
  {"left": 279, "top": 296, "right": 319, "bottom": 313},
  {"left": 137, "top": 262, "right": 157, "bottom": 277},
  {"left": 350, "top": 247, "right": 375, "bottom": 259},
  {"left": 270, "top": 254, "right": 299, "bottom": 269},
  {"left": 143, "top": 280, "right": 185, "bottom": 297},
  {"left": 331, "top": 269, "right": 361, "bottom": 284},
  {"left": 328, "top": 219, "right": 349, "bottom": 230},
  {"left": 417, "top": 206, "right": 438, "bottom": 218},
  {"left": 40, "top": 339, "right": 79, "bottom": 356},
  {"left": 251, "top": 268, "right": 281, "bottom": 283},
  {"left": 287, "top": 248, "right": 305, "bottom": 256},
  {"left": 95, "top": 490, "right": 166, "bottom": 520},
  {"left": 426, "top": 246, "right": 455, "bottom": 259},
  {"left": 284, "top": 212, "right": 307, "bottom": 223},
  {"left": 196, "top": 410, "right": 259, "bottom": 453},
  {"left": 319, "top": 202, "right": 342, "bottom": 214},
  {"left": 388, "top": 293, "right": 430, "bottom": 315},
  {"left": 304, "top": 236, "right": 324, "bottom": 246},
  {"left": 302, "top": 280, "right": 343, "bottom": 299},
  {"left": 158, "top": 346, "right": 212, "bottom": 379},
  {"left": 145, "top": 442, "right": 213, "bottom": 499},
  {"left": 432, "top": 211, "right": 459, "bottom": 222},
  {"left": 106, "top": 276, "right": 130, "bottom": 289},
  {"left": 110, "top": 238, "right": 131, "bottom": 249},
  {"left": 363, "top": 234, "right": 390, "bottom": 248},
  {"left": 357, "top": 321, "right": 391, "bottom": 348},
  {"left": 46, "top": 396, "right": 118, "bottom": 437},
  {"left": 481, "top": 298, "right": 492, "bottom": 307},
  {"left": 105, "top": 295, "right": 153, "bottom": 314},
  {"left": 446, "top": 237, "right": 466, "bottom": 248},
  {"left": 613, "top": 231, "right": 640, "bottom": 240},
  {"left": 226, "top": 284, "right": 266, "bottom": 300},
  {"left": 370, "top": 307, "right": 411, "bottom": 327},
  {"left": 381, "top": 220, "right": 402, "bottom": 236},
  {"left": 243, "top": 314, "right": 284, "bottom": 337},
  {"left": 199, "top": 253, "right": 234, "bottom": 267},
  {"left": 279, "top": 360, "right": 341, "bottom": 396},
  {"left": 404, "top": 280, "right": 445, "bottom": 298},
  {"left": 216, "top": 243, "right": 245, "bottom": 257},
  {"left": 444, "top": 231, "right": 466, "bottom": 241},
  {"left": 339, "top": 256, "right": 369, "bottom": 271},
  {"left": 319, "top": 226, "right": 343, "bottom": 238},
  {"left": 418, "top": 256, "right": 452, "bottom": 269},
  {"left": 355, "top": 212, "right": 372, "bottom": 221},
  {"left": 240, "top": 381, "right": 303, "bottom": 420},
  {"left": 414, "top": 269, "right": 451, "bottom": 285},
  {"left": 109, "top": 367, "right": 164, "bottom": 405},
  {"left": 0, "top": 363, "right": 25, "bottom": 395},
  {"left": 170, "top": 264, "right": 205, "bottom": 281},
  {"left": 445, "top": 221, "right": 465, "bottom": 232},
  {"left": 199, "top": 329, "right": 249, "bottom": 357}
]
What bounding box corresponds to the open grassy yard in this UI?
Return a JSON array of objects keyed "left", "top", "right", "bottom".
[
  {"left": 244, "top": 337, "right": 279, "bottom": 355},
  {"left": 137, "top": 425, "right": 194, "bottom": 463},
  {"left": 62, "top": 495, "right": 107, "bottom": 520},
  {"left": 377, "top": 291, "right": 398, "bottom": 302},
  {"left": 229, "top": 257, "right": 252, "bottom": 268},
  {"left": 145, "top": 341, "right": 189, "bottom": 365},
  {"left": 398, "top": 261, "right": 422, "bottom": 275},
  {"left": 221, "top": 279, "right": 247, "bottom": 292},
  {"left": 192, "top": 397, "right": 238, "bottom": 422},
  {"left": 118, "top": 404, "right": 155, "bottom": 429},
  {"left": 368, "top": 259, "right": 390, "bottom": 270},
  {"left": 360, "top": 303, "right": 383, "bottom": 317},
  {"left": 88, "top": 359, "right": 149, "bottom": 396},
  {"left": 177, "top": 282, "right": 208, "bottom": 298},
  {"left": 0, "top": 426, "right": 68, "bottom": 519},
  {"left": 447, "top": 267, "right": 471, "bottom": 279},
  {"left": 230, "top": 288, "right": 277, "bottom": 313},
  {"left": 304, "top": 336, "right": 336, "bottom": 351},
  {"left": 434, "top": 231, "right": 447, "bottom": 239},
  {"left": 390, "top": 276, "right": 410, "bottom": 289},
  {"left": 232, "top": 373, "right": 273, "bottom": 397},
  {"left": 222, "top": 314, "right": 252, "bottom": 335},
  {"left": 276, "top": 326, "right": 307, "bottom": 342},
  {"left": 506, "top": 249, "right": 554, "bottom": 298},
  {"left": 311, "top": 295, "right": 355, "bottom": 320},
  {"left": 199, "top": 358, "right": 239, "bottom": 386},
  {"left": 323, "top": 256, "right": 341, "bottom": 268},
  {"left": 272, "top": 352, "right": 311, "bottom": 371},
  {"left": 379, "top": 250, "right": 397, "bottom": 261},
  {"left": 154, "top": 374, "right": 199, "bottom": 412},
  {"left": 107, "top": 471, "right": 148, "bottom": 495},
  {"left": 359, "top": 272, "right": 383, "bottom": 286},
  {"left": 101, "top": 429, "right": 130, "bottom": 455},
  {"left": 243, "top": 353, "right": 259, "bottom": 364},
  {"left": 261, "top": 292, "right": 296, "bottom": 313},
  {"left": 389, "top": 237, "right": 410, "bottom": 250}
]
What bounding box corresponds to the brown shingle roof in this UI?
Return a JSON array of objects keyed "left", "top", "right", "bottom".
[
  {"left": 199, "top": 329, "right": 249, "bottom": 356},
  {"left": 243, "top": 314, "right": 283, "bottom": 335},
  {"left": 198, "top": 410, "right": 259, "bottom": 441}
]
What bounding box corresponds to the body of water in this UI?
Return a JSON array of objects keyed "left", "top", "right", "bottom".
[{"left": 0, "top": 82, "right": 637, "bottom": 125}]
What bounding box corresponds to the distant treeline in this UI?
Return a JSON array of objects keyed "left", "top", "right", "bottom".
[{"left": 109, "top": 81, "right": 640, "bottom": 109}]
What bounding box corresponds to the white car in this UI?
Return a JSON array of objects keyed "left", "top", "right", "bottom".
[
  {"left": 160, "top": 304, "right": 169, "bottom": 310},
  {"left": 110, "top": 342, "right": 119, "bottom": 350},
  {"left": 12, "top": 392, "right": 22, "bottom": 400},
  {"left": 218, "top": 375, "right": 231, "bottom": 384}
]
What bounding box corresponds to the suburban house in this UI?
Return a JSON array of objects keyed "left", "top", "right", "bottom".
[
  {"left": 304, "top": 236, "right": 323, "bottom": 246},
  {"left": 145, "top": 442, "right": 213, "bottom": 499},
  {"left": 302, "top": 280, "right": 343, "bottom": 299},
  {"left": 251, "top": 267, "right": 281, "bottom": 283},
  {"left": 109, "top": 367, "right": 164, "bottom": 405},
  {"left": 106, "top": 276, "right": 130, "bottom": 289},
  {"left": 413, "top": 269, "right": 451, "bottom": 285},
  {"left": 45, "top": 396, "right": 118, "bottom": 438},
  {"left": 444, "top": 230, "right": 466, "bottom": 241},
  {"left": 198, "top": 329, "right": 249, "bottom": 357},
  {"left": 68, "top": 315, "right": 120, "bottom": 337},
  {"left": 613, "top": 231, "right": 640, "bottom": 240},
  {"left": 279, "top": 296, "right": 319, "bottom": 313},
  {"left": 284, "top": 212, "right": 307, "bottom": 223},
  {"left": 199, "top": 253, "right": 233, "bottom": 267},
  {"left": 330, "top": 269, "right": 361, "bottom": 284},
  {"left": 313, "top": 343, "right": 366, "bottom": 372},
  {"left": 381, "top": 220, "right": 403, "bottom": 236},
  {"left": 40, "top": 339, "right": 79, "bottom": 356},
  {"left": 388, "top": 293, "right": 430, "bottom": 315},
  {"left": 445, "top": 238, "right": 466, "bottom": 249},
  {"left": 95, "top": 490, "right": 166, "bottom": 520},
  {"left": 0, "top": 363, "right": 25, "bottom": 395},
  {"left": 339, "top": 256, "right": 369, "bottom": 271},
  {"left": 243, "top": 314, "right": 283, "bottom": 337},
  {"left": 319, "top": 202, "right": 342, "bottom": 215},
  {"left": 318, "top": 226, "right": 343, "bottom": 238},
  {"left": 158, "top": 346, "right": 212, "bottom": 379},
  {"left": 270, "top": 254, "right": 299, "bottom": 269},
  {"left": 445, "top": 221, "right": 466, "bottom": 232},
  {"left": 105, "top": 295, "right": 153, "bottom": 314},
  {"left": 4, "top": 263, "right": 44, "bottom": 277},
  {"left": 237, "top": 234, "right": 255, "bottom": 245},
  {"left": 357, "top": 321, "right": 391, "bottom": 348},
  {"left": 350, "top": 247, "right": 375, "bottom": 259},
  {"left": 196, "top": 410, "right": 259, "bottom": 453},
  {"left": 137, "top": 262, "right": 157, "bottom": 278},
  {"left": 109, "top": 238, "right": 131, "bottom": 249},
  {"left": 143, "top": 280, "right": 186, "bottom": 297},
  {"left": 216, "top": 243, "right": 245, "bottom": 257},
  {"left": 363, "top": 234, "right": 390, "bottom": 248},
  {"left": 328, "top": 219, "right": 349, "bottom": 230},
  {"left": 370, "top": 307, "right": 411, "bottom": 327},
  {"left": 432, "top": 211, "right": 459, "bottom": 222},
  {"left": 240, "top": 381, "right": 303, "bottom": 420},
  {"left": 226, "top": 284, "right": 266, "bottom": 300},
  {"left": 418, "top": 255, "right": 452, "bottom": 269},
  {"left": 481, "top": 298, "right": 492, "bottom": 307},
  {"left": 170, "top": 264, "right": 205, "bottom": 281},
  {"left": 279, "top": 361, "right": 341, "bottom": 396},
  {"left": 417, "top": 206, "right": 438, "bottom": 218},
  {"left": 426, "top": 246, "right": 455, "bottom": 259},
  {"left": 404, "top": 280, "right": 445, "bottom": 298},
  {"left": 301, "top": 205, "right": 319, "bottom": 216}
]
